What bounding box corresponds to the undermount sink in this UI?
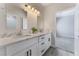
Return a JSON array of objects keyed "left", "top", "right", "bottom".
[
  {"left": 0, "top": 34, "right": 13, "bottom": 38},
  {"left": 0, "top": 33, "right": 34, "bottom": 39},
  {"left": 12, "top": 34, "right": 33, "bottom": 38},
  {"left": 24, "top": 34, "right": 33, "bottom": 36}
]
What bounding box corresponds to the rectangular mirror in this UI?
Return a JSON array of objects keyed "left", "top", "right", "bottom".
[
  {"left": 20, "top": 16, "right": 28, "bottom": 30},
  {"left": 23, "top": 17, "right": 28, "bottom": 30},
  {"left": 7, "top": 15, "right": 17, "bottom": 30}
]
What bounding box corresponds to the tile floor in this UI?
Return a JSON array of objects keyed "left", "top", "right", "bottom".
[
  {"left": 43, "top": 47, "right": 74, "bottom": 56},
  {"left": 56, "top": 37, "right": 74, "bottom": 52}
]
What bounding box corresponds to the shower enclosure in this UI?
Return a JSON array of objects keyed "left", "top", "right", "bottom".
[{"left": 55, "top": 9, "right": 74, "bottom": 54}]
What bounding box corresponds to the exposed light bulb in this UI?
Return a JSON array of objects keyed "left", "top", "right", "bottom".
[
  {"left": 35, "top": 9, "right": 37, "bottom": 13},
  {"left": 27, "top": 5, "right": 31, "bottom": 9},
  {"left": 32, "top": 7, "right": 34, "bottom": 11},
  {"left": 37, "top": 11, "right": 40, "bottom": 15},
  {"left": 24, "top": 4, "right": 40, "bottom": 16}
]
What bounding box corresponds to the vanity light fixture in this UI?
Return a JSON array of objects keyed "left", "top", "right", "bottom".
[{"left": 25, "top": 4, "right": 40, "bottom": 16}]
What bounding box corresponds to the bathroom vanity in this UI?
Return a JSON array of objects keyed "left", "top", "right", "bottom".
[
  {"left": 0, "top": 32, "right": 51, "bottom": 56},
  {"left": 0, "top": 4, "right": 51, "bottom": 56}
]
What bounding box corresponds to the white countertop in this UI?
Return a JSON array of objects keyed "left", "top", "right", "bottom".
[{"left": 0, "top": 32, "right": 51, "bottom": 47}]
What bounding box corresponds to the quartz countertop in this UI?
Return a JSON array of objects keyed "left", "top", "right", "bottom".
[{"left": 0, "top": 32, "right": 51, "bottom": 47}]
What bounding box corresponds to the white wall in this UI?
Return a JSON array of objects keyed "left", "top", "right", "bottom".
[
  {"left": 29, "top": 3, "right": 45, "bottom": 32},
  {"left": 43, "top": 3, "right": 75, "bottom": 46},
  {"left": 0, "top": 4, "right": 6, "bottom": 34},
  {"left": 6, "top": 4, "right": 28, "bottom": 34},
  {"left": 0, "top": 3, "right": 75, "bottom": 35},
  {"left": 0, "top": 3, "right": 38, "bottom": 34},
  {"left": 56, "top": 14, "right": 74, "bottom": 38},
  {"left": 27, "top": 12, "right": 37, "bottom": 30},
  {"left": 74, "top": 4, "right": 79, "bottom": 55},
  {"left": 44, "top": 3, "right": 75, "bottom": 32}
]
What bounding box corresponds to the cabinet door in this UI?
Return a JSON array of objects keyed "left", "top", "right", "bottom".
[
  {"left": 28, "top": 44, "right": 38, "bottom": 56},
  {"left": 14, "top": 44, "right": 38, "bottom": 56},
  {"left": 13, "top": 49, "right": 28, "bottom": 56},
  {"left": 38, "top": 34, "right": 51, "bottom": 56},
  {"left": 0, "top": 47, "right": 6, "bottom": 56},
  {"left": 6, "top": 37, "right": 38, "bottom": 56},
  {"left": 45, "top": 34, "right": 51, "bottom": 48}
]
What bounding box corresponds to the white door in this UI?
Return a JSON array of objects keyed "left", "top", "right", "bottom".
[{"left": 74, "top": 9, "right": 79, "bottom": 55}]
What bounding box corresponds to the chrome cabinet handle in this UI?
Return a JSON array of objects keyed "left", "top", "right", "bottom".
[
  {"left": 48, "top": 38, "right": 50, "bottom": 41},
  {"left": 27, "top": 51, "right": 29, "bottom": 56},
  {"left": 30, "top": 49, "right": 31, "bottom": 56},
  {"left": 41, "top": 37, "right": 44, "bottom": 39},
  {"left": 25, "top": 49, "right": 31, "bottom": 56},
  {"left": 41, "top": 42, "right": 45, "bottom": 45}
]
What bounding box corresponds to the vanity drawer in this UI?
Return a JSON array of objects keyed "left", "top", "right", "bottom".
[
  {"left": 39, "top": 35, "right": 46, "bottom": 42},
  {"left": 6, "top": 37, "right": 38, "bottom": 56},
  {"left": 38, "top": 33, "right": 51, "bottom": 55},
  {"left": 39, "top": 41, "right": 46, "bottom": 47},
  {"left": 38, "top": 40, "right": 47, "bottom": 55},
  {"left": 39, "top": 33, "right": 51, "bottom": 42},
  {"left": 39, "top": 43, "right": 46, "bottom": 55},
  {"left": 39, "top": 42, "right": 51, "bottom": 55}
]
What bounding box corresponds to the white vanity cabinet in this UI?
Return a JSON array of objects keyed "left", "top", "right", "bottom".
[
  {"left": 0, "top": 33, "right": 51, "bottom": 56},
  {"left": 45, "top": 34, "right": 51, "bottom": 47},
  {"left": 26, "top": 44, "right": 38, "bottom": 56},
  {"left": 13, "top": 48, "right": 29, "bottom": 56},
  {"left": 13, "top": 33, "right": 51, "bottom": 56},
  {"left": 38, "top": 33, "right": 51, "bottom": 55},
  {"left": 14, "top": 44, "right": 38, "bottom": 56},
  {"left": 6, "top": 37, "right": 38, "bottom": 56}
]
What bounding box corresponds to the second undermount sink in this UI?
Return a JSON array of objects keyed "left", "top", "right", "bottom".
[
  {"left": 0, "top": 32, "right": 34, "bottom": 39},
  {"left": 13, "top": 34, "right": 33, "bottom": 38},
  {"left": 0, "top": 33, "right": 13, "bottom": 38}
]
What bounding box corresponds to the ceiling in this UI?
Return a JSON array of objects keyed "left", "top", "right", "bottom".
[{"left": 41, "top": 3, "right": 51, "bottom": 6}]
